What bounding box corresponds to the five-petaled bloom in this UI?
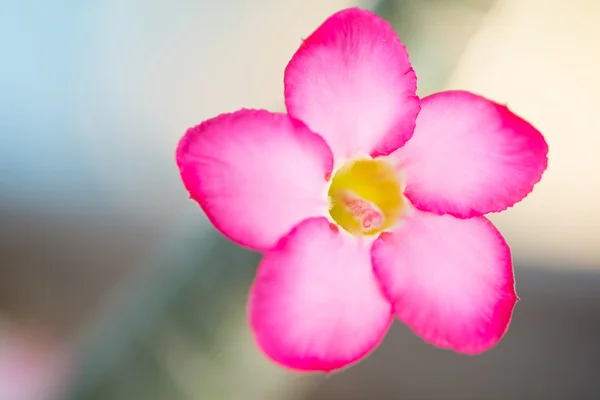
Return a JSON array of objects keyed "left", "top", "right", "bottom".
[{"left": 176, "top": 8, "right": 548, "bottom": 372}]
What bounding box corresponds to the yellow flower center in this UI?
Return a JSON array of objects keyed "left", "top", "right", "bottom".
[{"left": 328, "top": 159, "right": 405, "bottom": 236}]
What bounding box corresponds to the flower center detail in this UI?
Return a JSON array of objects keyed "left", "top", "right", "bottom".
[{"left": 328, "top": 159, "right": 405, "bottom": 236}]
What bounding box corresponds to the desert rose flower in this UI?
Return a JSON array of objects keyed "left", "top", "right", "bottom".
[{"left": 176, "top": 8, "right": 548, "bottom": 372}]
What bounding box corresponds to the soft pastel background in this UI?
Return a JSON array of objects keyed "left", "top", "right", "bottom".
[{"left": 1, "top": 0, "right": 599, "bottom": 399}]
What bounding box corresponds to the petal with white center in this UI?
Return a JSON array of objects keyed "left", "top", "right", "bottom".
[
  {"left": 177, "top": 110, "right": 333, "bottom": 250},
  {"left": 249, "top": 217, "right": 392, "bottom": 372},
  {"left": 284, "top": 8, "right": 419, "bottom": 162},
  {"left": 392, "top": 90, "right": 548, "bottom": 218},
  {"left": 371, "top": 210, "right": 516, "bottom": 354}
]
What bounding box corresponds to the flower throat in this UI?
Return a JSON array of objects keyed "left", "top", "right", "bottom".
[{"left": 328, "top": 159, "right": 405, "bottom": 236}]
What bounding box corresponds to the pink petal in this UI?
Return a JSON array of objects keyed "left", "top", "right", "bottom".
[
  {"left": 371, "top": 210, "right": 517, "bottom": 354},
  {"left": 284, "top": 8, "right": 419, "bottom": 161},
  {"left": 249, "top": 217, "right": 392, "bottom": 372},
  {"left": 177, "top": 110, "right": 333, "bottom": 250},
  {"left": 392, "top": 90, "right": 548, "bottom": 218}
]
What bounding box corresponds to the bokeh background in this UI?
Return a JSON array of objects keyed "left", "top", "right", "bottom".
[{"left": 1, "top": 0, "right": 600, "bottom": 399}]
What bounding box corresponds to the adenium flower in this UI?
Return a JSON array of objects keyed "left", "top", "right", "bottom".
[{"left": 176, "top": 8, "right": 548, "bottom": 372}]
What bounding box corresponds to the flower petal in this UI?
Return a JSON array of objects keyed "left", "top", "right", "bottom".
[
  {"left": 249, "top": 217, "right": 392, "bottom": 372},
  {"left": 392, "top": 90, "right": 548, "bottom": 218},
  {"left": 371, "top": 210, "right": 516, "bottom": 354},
  {"left": 284, "top": 8, "right": 419, "bottom": 162},
  {"left": 177, "top": 110, "right": 333, "bottom": 250}
]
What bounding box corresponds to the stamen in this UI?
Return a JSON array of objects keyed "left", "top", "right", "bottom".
[{"left": 339, "top": 190, "right": 383, "bottom": 232}]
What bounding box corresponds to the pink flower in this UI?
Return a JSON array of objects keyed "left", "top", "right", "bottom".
[{"left": 176, "top": 8, "right": 548, "bottom": 372}]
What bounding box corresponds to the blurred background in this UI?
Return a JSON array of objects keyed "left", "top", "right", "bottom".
[{"left": 1, "top": 0, "right": 599, "bottom": 399}]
